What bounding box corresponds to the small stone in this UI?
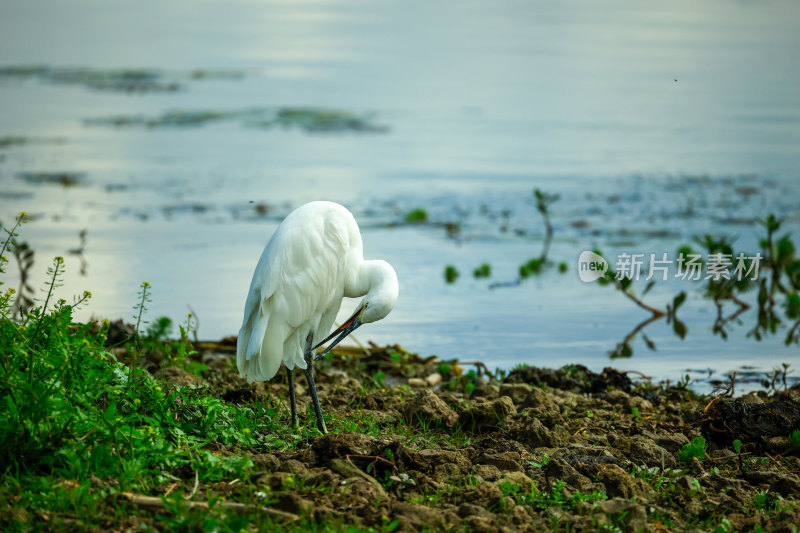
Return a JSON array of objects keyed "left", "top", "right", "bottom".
[
  {"left": 425, "top": 372, "right": 443, "bottom": 386},
  {"left": 408, "top": 378, "right": 427, "bottom": 388}
]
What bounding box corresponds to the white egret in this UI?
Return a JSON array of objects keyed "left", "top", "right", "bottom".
[{"left": 236, "top": 201, "right": 399, "bottom": 433}]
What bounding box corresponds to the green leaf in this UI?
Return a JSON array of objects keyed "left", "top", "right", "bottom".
[
  {"left": 673, "top": 291, "right": 687, "bottom": 311},
  {"left": 673, "top": 319, "right": 688, "bottom": 339},
  {"left": 642, "top": 280, "right": 655, "bottom": 296}
]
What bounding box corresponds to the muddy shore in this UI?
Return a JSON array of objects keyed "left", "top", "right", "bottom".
[{"left": 135, "top": 336, "right": 800, "bottom": 533}]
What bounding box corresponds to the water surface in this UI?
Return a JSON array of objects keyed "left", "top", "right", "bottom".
[{"left": 1, "top": 0, "right": 799, "bottom": 391}]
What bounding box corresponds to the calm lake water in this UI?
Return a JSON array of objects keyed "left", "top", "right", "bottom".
[{"left": 1, "top": 0, "right": 799, "bottom": 392}]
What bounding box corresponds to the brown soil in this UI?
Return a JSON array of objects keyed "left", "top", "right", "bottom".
[{"left": 154, "top": 342, "right": 800, "bottom": 531}]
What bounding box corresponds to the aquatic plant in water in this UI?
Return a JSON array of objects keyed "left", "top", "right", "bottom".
[
  {"left": 0, "top": 65, "right": 248, "bottom": 93},
  {"left": 85, "top": 107, "right": 389, "bottom": 133}
]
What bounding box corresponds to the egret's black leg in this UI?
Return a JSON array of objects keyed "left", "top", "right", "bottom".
[
  {"left": 286, "top": 367, "right": 298, "bottom": 429},
  {"left": 304, "top": 333, "right": 327, "bottom": 434}
]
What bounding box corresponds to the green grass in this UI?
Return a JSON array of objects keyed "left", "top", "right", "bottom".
[
  {"left": 499, "top": 479, "right": 606, "bottom": 512},
  {"left": 677, "top": 436, "right": 707, "bottom": 465},
  {"left": 0, "top": 298, "right": 380, "bottom": 530},
  {"left": 0, "top": 219, "right": 336, "bottom": 529}
]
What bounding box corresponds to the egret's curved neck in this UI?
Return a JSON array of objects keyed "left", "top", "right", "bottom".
[
  {"left": 344, "top": 260, "right": 398, "bottom": 323},
  {"left": 346, "top": 260, "right": 393, "bottom": 298}
]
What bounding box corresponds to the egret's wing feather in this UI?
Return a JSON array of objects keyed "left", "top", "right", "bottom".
[{"left": 275, "top": 212, "right": 350, "bottom": 370}]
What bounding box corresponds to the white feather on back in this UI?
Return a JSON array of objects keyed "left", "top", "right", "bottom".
[{"left": 237, "top": 202, "right": 362, "bottom": 382}]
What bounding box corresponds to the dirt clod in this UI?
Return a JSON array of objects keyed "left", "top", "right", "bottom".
[
  {"left": 458, "top": 396, "right": 516, "bottom": 433},
  {"left": 404, "top": 389, "right": 457, "bottom": 429},
  {"left": 702, "top": 396, "right": 800, "bottom": 446}
]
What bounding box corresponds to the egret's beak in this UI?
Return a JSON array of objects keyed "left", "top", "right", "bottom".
[{"left": 313, "top": 306, "right": 365, "bottom": 360}]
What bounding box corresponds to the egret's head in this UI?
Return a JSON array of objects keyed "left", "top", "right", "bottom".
[
  {"left": 359, "top": 260, "right": 399, "bottom": 324},
  {"left": 313, "top": 259, "right": 399, "bottom": 360}
]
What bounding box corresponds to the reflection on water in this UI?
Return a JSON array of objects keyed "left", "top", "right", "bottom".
[{"left": 1, "top": 0, "right": 799, "bottom": 392}]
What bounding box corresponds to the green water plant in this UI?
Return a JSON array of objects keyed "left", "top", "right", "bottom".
[
  {"left": 405, "top": 208, "right": 428, "bottom": 223},
  {"left": 444, "top": 265, "right": 459, "bottom": 283},
  {"left": 473, "top": 263, "right": 491, "bottom": 278}
]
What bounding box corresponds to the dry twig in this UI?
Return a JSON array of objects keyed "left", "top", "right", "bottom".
[{"left": 118, "top": 492, "right": 299, "bottom": 521}]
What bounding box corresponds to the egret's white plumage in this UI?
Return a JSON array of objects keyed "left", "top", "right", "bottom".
[{"left": 236, "top": 201, "right": 399, "bottom": 394}]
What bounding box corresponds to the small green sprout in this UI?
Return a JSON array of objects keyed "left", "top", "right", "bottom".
[
  {"left": 789, "top": 430, "right": 800, "bottom": 450},
  {"left": 678, "top": 436, "right": 707, "bottom": 465}
]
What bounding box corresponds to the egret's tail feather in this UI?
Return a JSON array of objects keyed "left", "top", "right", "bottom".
[
  {"left": 237, "top": 302, "right": 281, "bottom": 382},
  {"left": 246, "top": 304, "right": 269, "bottom": 360}
]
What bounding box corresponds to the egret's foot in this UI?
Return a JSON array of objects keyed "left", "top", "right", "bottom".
[{"left": 314, "top": 411, "right": 328, "bottom": 434}]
